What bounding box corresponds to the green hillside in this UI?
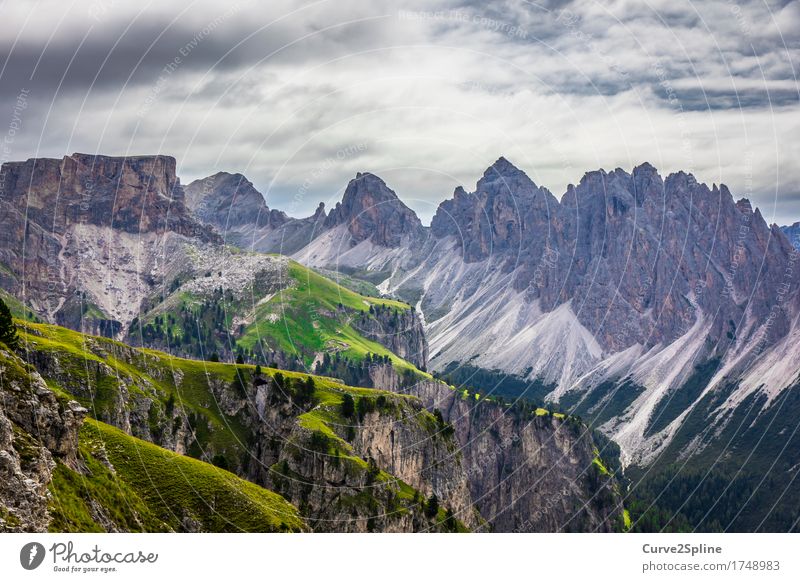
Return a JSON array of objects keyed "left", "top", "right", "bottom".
[
  {"left": 131, "top": 258, "right": 425, "bottom": 375},
  {"left": 49, "top": 419, "right": 307, "bottom": 532},
  {"left": 17, "top": 319, "right": 467, "bottom": 532}
]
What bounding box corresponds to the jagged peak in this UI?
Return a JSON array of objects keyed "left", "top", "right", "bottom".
[
  {"left": 312, "top": 201, "right": 326, "bottom": 219},
  {"left": 736, "top": 198, "right": 753, "bottom": 213},
  {"left": 340, "top": 171, "right": 405, "bottom": 206},
  {"left": 664, "top": 169, "right": 701, "bottom": 188},
  {"left": 633, "top": 161, "right": 658, "bottom": 174},
  {"left": 474, "top": 156, "right": 543, "bottom": 198},
  {"left": 210, "top": 170, "right": 248, "bottom": 182},
  {"left": 325, "top": 172, "right": 422, "bottom": 245},
  {"left": 483, "top": 156, "right": 524, "bottom": 177}
]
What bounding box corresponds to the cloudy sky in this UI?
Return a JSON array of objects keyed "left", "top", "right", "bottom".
[{"left": 1, "top": 0, "right": 798, "bottom": 223}]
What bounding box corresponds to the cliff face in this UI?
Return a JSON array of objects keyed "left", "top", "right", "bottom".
[
  {"left": 184, "top": 172, "right": 289, "bottom": 232},
  {"left": 225, "top": 377, "right": 479, "bottom": 531},
  {"left": 0, "top": 347, "right": 86, "bottom": 532},
  {"left": 413, "top": 381, "right": 618, "bottom": 532},
  {"left": 355, "top": 303, "right": 428, "bottom": 370},
  {"left": 780, "top": 222, "right": 800, "bottom": 249},
  {"left": 426, "top": 160, "right": 797, "bottom": 355},
  {"left": 1, "top": 337, "right": 309, "bottom": 533},
  {"left": 184, "top": 172, "right": 325, "bottom": 255},
  {"left": 371, "top": 364, "right": 621, "bottom": 532},
  {"left": 0, "top": 154, "right": 213, "bottom": 237},
  {"left": 0, "top": 153, "right": 218, "bottom": 337},
  {"left": 431, "top": 157, "right": 559, "bottom": 263}
]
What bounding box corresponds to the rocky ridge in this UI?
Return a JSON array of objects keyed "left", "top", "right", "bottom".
[{"left": 182, "top": 157, "right": 800, "bottom": 471}]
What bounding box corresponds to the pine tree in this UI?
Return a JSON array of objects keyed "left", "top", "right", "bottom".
[
  {"left": 0, "top": 298, "right": 19, "bottom": 350},
  {"left": 425, "top": 493, "right": 439, "bottom": 518},
  {"left": 341, "top": 393, "right": 355, "bottom": 418}
]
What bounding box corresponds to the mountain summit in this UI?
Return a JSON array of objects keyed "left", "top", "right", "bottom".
[
  {"left": 185, "top": 171, "right": 289, "bottom": 231},
  {"left": 324, "top": 172, "right": 424, "bottom": 247}
]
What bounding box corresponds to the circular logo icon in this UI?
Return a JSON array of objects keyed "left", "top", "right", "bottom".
[{"left": 20, "top": 542, "right": 46, "bottom": 570}]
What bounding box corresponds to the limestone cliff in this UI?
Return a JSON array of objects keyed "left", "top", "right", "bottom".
[
  {"left": 0, "top": 347, "right": 86, "bottom": 532},
  {"left": 371, "top": 364, "right": 622, "bottom": 532}
]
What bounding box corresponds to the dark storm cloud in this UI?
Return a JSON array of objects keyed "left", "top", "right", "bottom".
[{"left": 668, "top": 86, "right": 799, "bottom": 111}]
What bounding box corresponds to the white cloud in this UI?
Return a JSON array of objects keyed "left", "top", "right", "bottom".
[{"left": 0, "top": 0, "right": 798, "bottom": 223}]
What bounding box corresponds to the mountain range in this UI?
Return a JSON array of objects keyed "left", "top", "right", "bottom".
[{"left": 2, "top": 151, "right": 799, "bottom": 531}]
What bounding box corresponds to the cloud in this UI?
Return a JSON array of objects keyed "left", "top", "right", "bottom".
[{"left": 0, "top": 0, "right": 797, "bottom": 224}]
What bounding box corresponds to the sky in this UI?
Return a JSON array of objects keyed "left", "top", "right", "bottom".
[{"left": 0, "top": 0, "right": 798, "bottom": 224}]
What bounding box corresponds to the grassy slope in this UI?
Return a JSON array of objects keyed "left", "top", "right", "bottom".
[
  {"left": 50, "top": 419, "right": 306, "bottom": 532},
  {"left": 139, "top": 258, "right": 422, "bottom": 372},
  {"left": 0, "top": 288, "right": 39, "bottom": 321},
  {"left": 19, "top": 320, "right": 462, "bottom": 531},
  {"left": 20, "top": 320, "right": 250, "bottom": 463},
  {"left": 238, "top": 261, "right": 418, "bottom": 370}
]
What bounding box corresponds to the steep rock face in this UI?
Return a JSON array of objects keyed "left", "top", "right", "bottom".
[
  {"left": 394, "top": 376, "right": 620, "bottom": 532},
  {"left": 24, "top": 334, "right": 193, "bottom": 454},
  {"left": 325, "top": 172, "right": 425, "bottom": 248},
  {"left": 554, "top": 166, "right": 795, "bottom": 352},
  {"left": 185, "top": 172, "right": 289, "bottom": 232},
  {"left": 348, "top": 408, "right": 478, "bottom": 528},
  {"left": 0, "top": 154, "right": 211, "bottom": 236},
  {"left": 21, "top": 323, "right": 484, "bottom": 532},
  {"left": 212, "top": 374, "right": 479, "bottom": 532},
  {"left": 185, "top": 172, "right": 331, "bottom": 255},
  {"left": 426, "top": 160, "right": 796, "bottom": 356},
  {"left": 354, "top": 303, "right": 428, "bottom": 369},
  {"left": 780, "top": 222, "right": 800, "bottom": 249},
  {"left": 0, "top": 153, "right": 219, "bottom": 336},
  {"left": 0, "top": 347, "right": 86, "bottom": 532},
  {"left": 431, "top": 157, "right": 560, "bottom": 263}
]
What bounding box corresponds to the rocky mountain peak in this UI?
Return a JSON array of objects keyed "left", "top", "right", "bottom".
[
  {"left": 324, "top": 172, "right": 423, "bottom": 247},
  {"left": 312, "top": 201, "right": 327, "bottom": 219},
  {"left": 736, "top": 197, "right": 753, "bottom": 213},
  {"left": 483, "top": 156, "right": 524, "bottom": 178},
  {"left": 476, "top": 156, "right": 540, "bottom": 194},
  {"left": 431, "top": 157, "right": 558, "bottom": 261},
  {"left": 184, "top": 171, "right": 288, "bottom": 230}
]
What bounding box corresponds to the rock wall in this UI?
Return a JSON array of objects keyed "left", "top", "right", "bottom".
[
  {"left": 385, "top": 369, "right": 622, "bottom": 532},
  {"left": 355, "top": 304, "right": 428, "bottom": 370},
  {"left": 0, "top": 347, "right": 86, "bottom": 532}
]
